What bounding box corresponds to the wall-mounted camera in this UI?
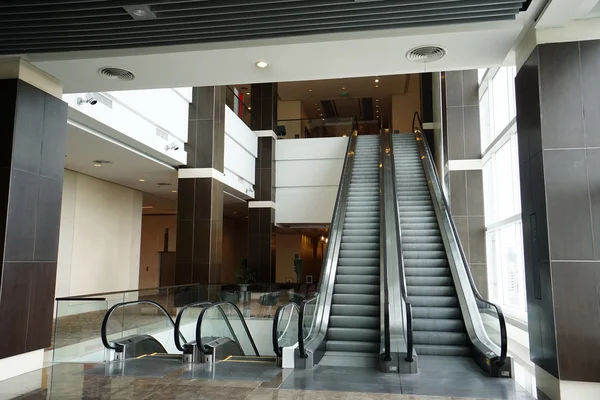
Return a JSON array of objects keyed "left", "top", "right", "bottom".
[
  {"left": 77, "top": 93, "right": 98, "bottom": 106},
  {"left": 165, "top": 142, "right": 180, "bottom": 151}
]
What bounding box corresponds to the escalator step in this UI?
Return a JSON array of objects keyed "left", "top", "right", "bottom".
[
  {"left": 331, "top": 304, "right": 380, "bottom": 317},
  {"left": 329, "top": 315, "right": 379, "bottom": 329},
  {"left": 413, "top": 331, "right": 468, "bottom": 346},
  {"left": 333, "top": 293, "right": 379, "bottom": 305},
  {"left": 414, "top": 344, "right": 471, "bottom": 357},
  {"left": 412, "top": 306, "right": 462, "bottom": 319},
  {"left": 334, "top": 283, "right": 380, "bottom": 295},
  {"left": 326, "top": 340, "right": 380, "bottom": 353},
  {"left": 413, "top": 318, "right": 465, "bottom": 332},
  {"left": 407, "top": 285, "right": 456, "bottom": 297},
  {"left": 406, "top": 276, "right": 453, "bottom": 286},
  {"left": 336, "top": 274, "right": 380, "bottom": 285},
  {"left": 405, "top": 267, "right": 451, "bottom": 277},
  {"left": 410, "top": 296, "right": 459, "bottom": 308},
  {"left": 327, "top": 327, "right": 379, "bottom": 342}
]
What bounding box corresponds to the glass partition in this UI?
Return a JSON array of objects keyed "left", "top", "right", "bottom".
[
  {"left": 226, "top": 86, "right": 252, "bottom": 128},
  {"left": 273, "top": 303, "right": 299, "bottom": 356},
  {"left": 276, "top": 117, "right": 355, "bottom": 139},
  {"left": 53, "top": 283, "right": 313, "bottom": 362},
  {"left": 198, "top": 303, "right": 259, "bottom": 357}
]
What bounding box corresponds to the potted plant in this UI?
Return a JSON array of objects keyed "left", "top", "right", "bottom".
[
  {"left": 236, "top": 258, "right": 256, "bottom": 291},
  {"left": 293, "top": 254, "right": 303, "bottom": 284}
]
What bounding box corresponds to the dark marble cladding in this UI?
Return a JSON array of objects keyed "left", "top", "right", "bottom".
[
  {"left": 248, "top": 207, "right": 276, "bottom": 283},
  {"left": 255, "top": 137, "right": 276, "bottom": 202},
  {"left": 175, "top": 178, "right": 223, "bottom": 285},
  {"left": 0, "top": 80, "right": 66, "bottom": 360},
  {"left": 187, "top": 86, "right": 225, "bottom": 171},
  {"left": 250, "top": 83, "right": 278, "bottom": 131},
  {"left": 445, "top": 70, "right": 481, "bottom": 160},
  {"left": 514, "top": 40, "right": 600, "bottom": 381}
]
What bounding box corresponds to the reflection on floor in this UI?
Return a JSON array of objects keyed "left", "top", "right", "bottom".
[{"left": 0, "top": 356, "right": 534, "bottom": 400}]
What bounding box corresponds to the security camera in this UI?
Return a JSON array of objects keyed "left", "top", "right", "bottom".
[
  {"left": 165, "top": 142, "right": 180, "bottom": 151},
  {"left": 77, "top": 93, "right": 98, "bottom": 106}
]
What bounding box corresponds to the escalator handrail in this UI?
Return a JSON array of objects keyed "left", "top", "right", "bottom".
[
  {"left": 297, "top": 132, "right": 357, "bottom": 359},
  {"left": 386, "top": 133, "right": 415, "bottom": 362},
  {"left": 272, "top": 302, "right": 299, "bottom": 357},
  {"left": 101, "top": 300, "right": 181, "bottom": 351},
  {"left": 412, "top": 111, "right": 508, "bottom": 366},
  {"left": 196, "top": 301, "right": 260, "bottom": 357},
  {"left": 174, "top": 301, "right": 213, "bottom": 352}
]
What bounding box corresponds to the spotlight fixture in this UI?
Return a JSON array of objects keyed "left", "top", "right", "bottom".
[
  {"left": 94, "top": 163, "right": 102, "bottom": 167},
  {"left": 172, "top": 190, "right": 177, "bottom": 193},
  {"left": 248, "top": 107, "right": 252, "bottom": 110},
  {"left": 321, "top": 236, "right": 325, "bottom": 241},
  {"left": 375, "top": 78, "right": 379, "bottom": 83},
  {"left": 132, "top": 9, "right": 147, "bottom": 16},
  {"left": 139, "top": 179, "right": 146, "bottom": 182},
  {"left": 375, "top": 85, "right": 379, "bottom": 88},
  {"left": 376, "top": 105, "right": 379, "bottom": 108},
  {"left": 309, "top": 89, "right": 313, "bottom": 92},
  {"left": 376, "top": 99, "right": 379, "bottom": 102},
  {"left": 123, "top": 5, "right": 156, "bottom": 20},
  {"left": 246, "top": 92, "right": 250, "bottom": 96},
  {"left": 325, "top": 238, "right": 329, "bottom": 243},
  {"left": 255, "top": 61, "right": 269, "bottom": 68},
  {"left": 320, "top": 114, "right": 323, "bottom": 116},
  {"left": 342, "top": 87, "right": 346, "bottom": 90}
]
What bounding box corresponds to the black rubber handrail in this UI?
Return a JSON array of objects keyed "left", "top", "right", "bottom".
[
  {"left": 272, "top": 302, "right": 299, "bottom": 357},
  {"left": 173, "top": 301, "right": 213, "bottom": 352},
  {"left": 297, "top": 130, "right": 356, "bottom": 359},
  {"left": 387, "top": 133, "right": 415, "bottom": 362},
  {"left": 101, "top": 300, "right": 182, "bottom": 351},
  {"left": 412, "top": 111, "right": 508, "bottom": 366},
  {"left": 196, "top": 302, "right": 260, "bottom": 357},
  {"left": 380, "top": 132, "right": 392, "bottom": 363},
  {"left": 297, "top": 296, "right": 317, "bottom": 358}
]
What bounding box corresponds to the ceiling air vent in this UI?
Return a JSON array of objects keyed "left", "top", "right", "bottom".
[
  {"left": 406, "top": 46, "right": 447, "bottom": 63},
  {"left": 98, "top": 67, "right": 136, "bottom": 81}
]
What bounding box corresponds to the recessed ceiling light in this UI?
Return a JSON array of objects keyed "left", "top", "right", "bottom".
[
  {"left": 246, "top": 92, "right": 250, "bottom": 95},
  {"left": 375, "top": 78, "right": 379, "bottom": 83},
  {"left": 320, "top": 114, "right": 323, "bottom": 116},
  {"left": 375, "top": 85, "right": 379, "bottom": 88},
  {"left": 172, "top": 190, "right": 177, "bottom": 193},
  {"left": 309, "top": 89, "right": 313, "bottom": 92},
  {"left": 376, "top": 105, "right": 379, "bottom": 108},
  {"left": 376, "top": 99, "right": 379, "bottom": 102},
  {"left": 132, "top": 8, "right": 147, "bottom": 16},
  {"left": 315, "top": 103, "right": 318, "bottom": 106},
  {"left": 322, "top": 118, "right": 325, "bottom": 121},
  {"left": 94, "top": 163, "right": 102, "bottom": 167},
  {"left": 342, "top": 87, "right": 346, "bottom": 90},
  {"left": 256, "top": 61, "right": 269, "bottom": 68},
  {"left": 139, "top": 179, "right": 145, "bottom": 182},
  {"left": 317, "top": 108, "right": 320, "bottom": 111}
]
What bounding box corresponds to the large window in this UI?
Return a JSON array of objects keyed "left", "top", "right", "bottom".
[{"left": 479, "top": 67, "right": 526, "bottom": 322}]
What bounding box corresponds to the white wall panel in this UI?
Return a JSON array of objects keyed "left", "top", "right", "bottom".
[
  {"left": 223, "top": 106, "right": 257, "bottom": 197},
  {"left": 276, "top": 187, "right": 338, "bottom": 224},
  {"left": 63, "top": 93, "right": 187, "bottom": 165},
  {"left": 276, "top": 159, "right": 343, "bottom": 187},
  {"left": 225, "top": 107, "right": 258, "bottom": 157},
  {"left": 276, "top": 136, "right": 347, "bottom": 160}
]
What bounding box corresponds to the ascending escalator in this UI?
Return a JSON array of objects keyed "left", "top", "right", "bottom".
[
  {"left": 297, "top": 133, "right": 385, "bottom": 369},
  {"left": 322, "top": 135, "right": 381, "bottom": 367},
  {"left": 389, "top": 118, "right": 511, "bottom": 378}
]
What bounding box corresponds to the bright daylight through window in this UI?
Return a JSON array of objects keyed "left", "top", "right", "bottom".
[{"left": 478, "top": 67, "right": 526, "bottom": 322}]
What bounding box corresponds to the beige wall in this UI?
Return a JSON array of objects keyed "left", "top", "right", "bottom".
[
  {"left": 222, "top": 216, "right": 248, "bottom": 283},
  {"left": 139, "top": 215, "right": 177, "bottom": 289},
  {"left": 392, "top": 74, "right": 422, "bottom": 133},
  {"left": 276, "top": 233, "right": 320, "bottom": 283},
  {"left": 55, "top": 170, "right": 143, "bottom": 297},
  {"left": 278, "top": 100, "right": 304, "bottom": 138}
]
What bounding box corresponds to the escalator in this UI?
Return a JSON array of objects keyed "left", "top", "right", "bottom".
[
  {"left": 101, "top": 299, "right": 297, "bottom": 366},
  {"left": 389, "top": 118, "right": 511, "bottom": 378},
  {"left": 297, "top": 133, "right": 392, "bottom": 369}
]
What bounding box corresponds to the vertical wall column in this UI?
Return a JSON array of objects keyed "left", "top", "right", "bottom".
[
  {"left": 0, "top": 63, "right": 67, "bottom": 362},
  {"left": 175, "top": 86, "right": 225, "bottom": 285},
  {"left": 249, "top": 83, "right": 277, "bottom": 283},
  {"left": 444, "top": 70, "right": 488, "bottom": 297},
  {"left": 516, "top": 40, "right": 600, "bottom": 399}
]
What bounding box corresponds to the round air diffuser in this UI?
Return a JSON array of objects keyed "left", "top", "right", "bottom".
[
  {"left": 98, "top": 67, "right": 136, "bottom": 81},
  {"left": 406, "top": 46, "right": 447, "bottom": 63}
]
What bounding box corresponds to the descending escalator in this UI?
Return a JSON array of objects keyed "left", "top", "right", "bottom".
[
  {"left": 322, "top": 134, "right": 381, "bottom": 367},
  {"left": 101, "top": 299, "right": 297, "bottom": 366},
  {"left": 392, "top": 134, "right": 469, "bottom": 357}
]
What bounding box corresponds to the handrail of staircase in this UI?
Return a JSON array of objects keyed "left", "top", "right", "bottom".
[
  {"left": 272, "top": 302, "right": 299, "bottom": 357},
  {"left": 297, "top": 131, "right": 357, "bottom": 359},
  {"left": 412, "top": 112, "right": 507, "bottom": 366},
  {"left": 101, "top": 300, "right": 182, "bottom": 351},
  {"left": 196, "top": 301, "right": 260, "bottom": 356},
  {"left": 173, "top": 301, "right": 213, "bottom": 352},
  {"left": 386, "top": 132, "right": 415, "bottom": 362}
]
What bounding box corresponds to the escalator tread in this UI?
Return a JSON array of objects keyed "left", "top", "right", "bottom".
[{"left": 393, "top": 134, "right": 469, "bottom": 357}]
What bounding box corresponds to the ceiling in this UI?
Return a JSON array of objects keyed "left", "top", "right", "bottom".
[
  {"left": 0, "top": 1, "right": 529, "bottom": 55},
  {"left": 21, "top": 1, "right": 545, "bottom": 93}
]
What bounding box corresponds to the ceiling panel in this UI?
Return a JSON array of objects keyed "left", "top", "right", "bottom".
[{"left": 0, "top": 0, "right": 530, "bottom": 55}]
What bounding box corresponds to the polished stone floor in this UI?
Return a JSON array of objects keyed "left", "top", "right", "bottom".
[{"left": 0, "top": 357, "right": 534, "bottom": 400}]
